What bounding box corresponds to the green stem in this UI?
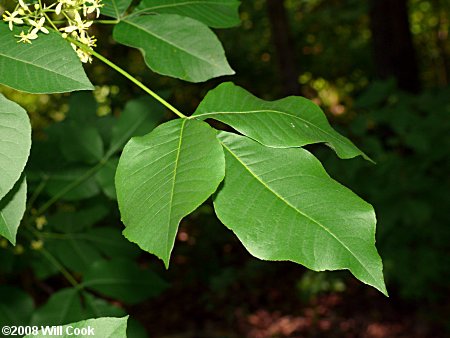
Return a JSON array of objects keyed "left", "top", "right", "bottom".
[
  {"left": 95, "top": 19, "right": 119, "bottom": 24},
  {"left": 68, "top": 37, "right": 187, "bottom": 119},
  {"left": 22, "top": 227, "right": 81, "bottom": 289},
  {"left": 40, "top": 248, "right": 81, "bottom": 289},
  {"left": 25, "top": 177, "right": 48, "bottom": 214}
]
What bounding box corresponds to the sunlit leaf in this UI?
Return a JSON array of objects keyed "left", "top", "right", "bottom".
[
  {"left": 214, "top": 132, "right": 387, "bottom": 295},
  {"left": 27, "top": 316, "right": 128, "bottom": 338},
  {"left": 116, "top": 119, "right": 225, "bottom": 266},
  {"left": 194, "top": 82, "right": 370, "bottom": 161}
]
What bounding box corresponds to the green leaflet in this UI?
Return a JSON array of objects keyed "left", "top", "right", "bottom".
[
  {"left": 101, "top": 0, "right": 133, "bottom": 18},
  {"left": 82, "top": 259, "right": 168, "bottom": 304},
  {"left": 59, "top": 122, "right": 104, "bottom": 164},
  {"left": 113, "top": 14, "right": 234, "bottom": 82},
  {"left": 30, "top": 288, "right": 85, "bottom": 326},
  {"left": 136, "top": 0, "right": 241, "bottom": 28},
  {"left": 214, "top": 132, "right": 387, "bottom": 295},
  {"left": 27, "top": 316, "right": 129, "bottom": 338},
  {"left": 95, "top": 158, "right": 119, "bottom": 199},
  {"left": 0, "top": 94, "right": 31, "bottom": 200},
  {"left": 44, "top": 167, "right": 101, "bottom": 201},
  {"left": 107, "top": 96, "right": 165, "bottom": 157},
  {"left": 0, "top": 24, "right": 93, "bottom": 94},
  {"left": 0, "top": 177, "right": 26, "bottom": 245},
  {"left": 116, "top": 119, "right": 225, "bottom": 266},
  {"left": 0, "top": 286, "right": 34, "bottom": 327},
  {"left": 193, "top": 82, "right": 370, "bottom": 161}
]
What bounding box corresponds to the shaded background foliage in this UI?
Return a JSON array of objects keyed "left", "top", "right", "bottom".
[{"left": 0, "top": 0, "right": 449, "bottom": 337}]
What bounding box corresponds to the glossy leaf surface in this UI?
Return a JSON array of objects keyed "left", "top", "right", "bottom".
[
  {"left": 113, "top": 14, "right": 234, "bottom": 82},
  {"left": 116, "top": 119, "right": 225, "bottom": 266},
  {"left": 214, "top": 132, "right": 386, "bottom": 295},
  {"left": 194, "top": 82, "right": 369, "bottom": 160}
]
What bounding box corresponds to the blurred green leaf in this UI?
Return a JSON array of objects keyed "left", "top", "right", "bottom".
[
  {"left": 45, "top": 240, "right": 103, "bottom": 274},
  {"left": 95, "top": 158, "right": 119, "bottom": 199},
  {"left": 47, "top": 202, "right": 110, "bottom": 233},
  {"left": 108, "top": 96, "right": 165, "bottom": 156},
  {"left": 85, "top": 227, "right": 141, "bottom": 259},
  {"left": 45, "top": 168, "right": 101, "bottom": 201},
  {"left": 31, "top": 288, "right": 84, "bottom": 326},
  {"left": 136, "top": 0, "right": 241, "bottom": 28},
  {"left": 59, "top": 122, "right": 104, "bottom": 164},
  {"left": 0, "top": 286, "right": 34, "bottom": 326},
  {"left": 82, "top": 259, "right": 168, "bottom": 304}
]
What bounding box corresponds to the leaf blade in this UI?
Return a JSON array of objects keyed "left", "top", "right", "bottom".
[
  {"left": 0, "top": 177, "right": 26, "bottom": 245},
  {"left": 116, "top": 119, "right": 225, "bottom": 266},
  {"left": 136, "top": 0, "right": 241, "bottom": 28},
  {"left": 27, "top": 316, "right": 129, "bottom": 338},
  {"left": 214, "top": 132, "right": 386, "bottom": 295},
  {"left": 0, "top": 95, "right": 31, "bottom": 200},
  {"left": 113, "top": 14, "right": 234, "bottom": 82},
  {"left": 0, "top": 24, "right": 93, "bottom": 93},
  {"left": 82, "top": 259, "right": 167, "bottom": 304},
  {"left": 101, "top": 0, "right": 133, "bottom": 18},
  {"left": 193, "top": 82, "right": 369, "bottom": 160}
]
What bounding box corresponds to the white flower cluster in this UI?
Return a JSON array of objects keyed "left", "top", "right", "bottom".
[{"left": 2, "top": 0, "right": 103, "bottom": 63}]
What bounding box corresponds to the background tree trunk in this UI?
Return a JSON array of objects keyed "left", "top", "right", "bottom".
[
  {"left": 369, "top": 0, "right": 421, "bottom": 92},
  {"left": 267, "top": 0, "right": 301, "bottom": 96}
]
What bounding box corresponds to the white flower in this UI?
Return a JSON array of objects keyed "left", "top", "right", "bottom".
[
  {"left": 18, "top": 0, "right": 29, "bottom": 11},
  {"left": 29, "top": 17, "right": 49, "bottom": 34},
  {"left": 78, "top": 34, "right": 97, "bottom": 47},
  {"left": 83, "top": 0, "right": 103, "bottom": 18},
  {"left": 76, "top": 49, "right": 92, "bottom": 63},
  {"left": 2, "top": 11, "right": 24, "bottom": 31},
  {"left": 15, "top": 30, "right": 38, "bottom": 44},
  {"left": 55, "top": 0, "right": 77, "bottom": 15},
  {"left": 61, "top": 11, "right": 92, "bottom": 35}
]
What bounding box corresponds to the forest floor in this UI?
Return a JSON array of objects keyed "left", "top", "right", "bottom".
[{"left": 129, "top": 234, "right": 449, "bottom": 338}]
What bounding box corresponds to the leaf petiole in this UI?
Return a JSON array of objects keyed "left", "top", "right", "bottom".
[{"left": 68, "top": 37, "right": 187, "bottom": 119}]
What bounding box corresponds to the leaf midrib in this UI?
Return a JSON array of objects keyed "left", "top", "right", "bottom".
[
  {"left": 221, "top": 141, "right": 377, "bottom": 285},
  {"left": 166, "top": 119, "right": 186, "bottom": 258}
]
